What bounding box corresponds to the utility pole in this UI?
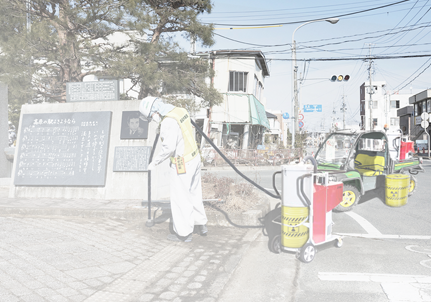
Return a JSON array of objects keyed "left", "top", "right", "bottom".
[
  {"left": 367, "top": 44, "right": 374, "bottom": 131},
  {"left": 341, "top": 95, "right": 347, "bottom": 129}
]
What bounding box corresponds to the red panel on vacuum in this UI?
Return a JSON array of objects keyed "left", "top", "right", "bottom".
[
  {"left": 313, "top": 184, "right": 327, "bottom": 243},
  {"left": 400, "top": 141, "right": 413, "bottom": 160},
  {"left": 327, "top": 182, "right": 343, "bottom": 212}
]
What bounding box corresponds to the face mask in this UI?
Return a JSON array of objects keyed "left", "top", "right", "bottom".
[{"left": 152, "top": 113, "right": 161, "bottom": 124}]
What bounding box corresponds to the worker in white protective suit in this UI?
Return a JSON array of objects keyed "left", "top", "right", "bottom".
[{"left": 139, "top": 97, "right": 208, "bottom": 242}]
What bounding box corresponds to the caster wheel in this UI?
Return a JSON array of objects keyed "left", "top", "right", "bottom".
[
  {"left": 335, "top": 238, "right": 343, "bottom": 248},
  {"left": 299, "top": 243, "right": 315, "bottom": 263},
  {"left": 269, "top": 235, "right": 281, "bottom": 254}
]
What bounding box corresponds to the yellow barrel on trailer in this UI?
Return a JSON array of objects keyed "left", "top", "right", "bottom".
[
  {"left": 281, "top": 206, "right": 309, "bottom": 248},
  {"left": 385, "top": 174, "right": 410, "bottom": 207}
]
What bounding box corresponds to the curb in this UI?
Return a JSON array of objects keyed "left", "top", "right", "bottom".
[
  {"left": 0, "top": 190, "right": 272, "bottom": 228},
  {"left": 202, "top": 165, "right": 290, "bottom": 172}
]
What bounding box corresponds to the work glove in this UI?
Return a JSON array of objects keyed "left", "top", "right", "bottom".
[{"left": 147, "top": 162, "right": 156, "bottom": 171}]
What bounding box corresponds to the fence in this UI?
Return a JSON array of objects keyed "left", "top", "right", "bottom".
[{"left": 201, "top": 148, "right": 302, "bottom": 167}]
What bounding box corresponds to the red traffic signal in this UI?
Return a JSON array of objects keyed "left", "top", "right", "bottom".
[{"left": 330, "top": 75, "right": 350, "bottom": 82}]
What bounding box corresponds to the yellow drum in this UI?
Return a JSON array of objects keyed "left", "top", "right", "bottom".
[
  {"left": 385, "top": 174, "right": 410, "bottom": 207},
  {"left": 281, "top": 206, "right": 309, "bottom": 248}
]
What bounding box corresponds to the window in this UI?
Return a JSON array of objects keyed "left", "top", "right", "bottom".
[
  {"left": 258, "top": 82, "right": 263, "bottom": 100},
  {"left": 417, "top": 102, "right": 423, "bottom": 116},
  {"left": 423, "top": 100, "right": 428, "bottom": 113},
  {"left": 390, "top": 100, "right": 400, "bottom": 109},
  {"left": 390, "top": 117, "right": 399, "bottom": 126},
  {"left": 229, "top": 71, "right": 248, "bottom": 92},
  {"left": 253, "top": 75, "right": 258, "bottom": 96},
  {"left": 428, "top": 99, "right": 431, "bottom": 113},
  {"left": 373, "top": 101, "right": 378, "bottom": 109},
  {"left": 373, "top": 118, "right": 378, "bottom": 128}
]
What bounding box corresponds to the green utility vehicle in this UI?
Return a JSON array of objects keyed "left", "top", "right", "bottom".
[{"left": 314, "top": 130, "right": 424, "bottom": 212}]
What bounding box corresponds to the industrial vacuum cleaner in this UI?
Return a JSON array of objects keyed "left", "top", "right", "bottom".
[{"left": 269, "top": 156, "right": 344, "bottom": 263}]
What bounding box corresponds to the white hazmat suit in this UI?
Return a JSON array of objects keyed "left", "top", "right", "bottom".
[{"left": 145, "top": 101, "right": 207, "bottom": 238}]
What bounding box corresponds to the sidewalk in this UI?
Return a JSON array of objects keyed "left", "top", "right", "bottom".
[{"left": 0, "top": 182, "right": 297, "bottom": 302}]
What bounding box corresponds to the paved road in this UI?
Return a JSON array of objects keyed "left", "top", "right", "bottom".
[
  {"left": 1, "top": 160, "right": 430, "bottom": 302},
  {"left": 205, "top": 160, "right": 431, "bottom": 301}
]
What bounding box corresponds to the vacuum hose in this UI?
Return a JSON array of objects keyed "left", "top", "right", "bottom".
[
  {"left": 191, "top": 119, "right": 281, "bottom": 200},
  {"left": 146, "top": 120, "right": 281, "bottom": 230}
]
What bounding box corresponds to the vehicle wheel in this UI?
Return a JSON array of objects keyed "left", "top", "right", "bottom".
[
  {"left": 407, "top": 175, "right": 417, "bottom": 197},
  {"left": 298, "top": 243, "right": 315, "bottom": 263},
  {"left": 334, "top": 184, "right": 361, "bottom": 212},
  {"left": 335, "top": 238, "right": 343, "bottom": 248},
  {"left": 268, "top": 235, "right": 281, "bottom": 254}
]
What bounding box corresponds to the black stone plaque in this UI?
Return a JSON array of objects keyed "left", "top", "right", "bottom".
[
  {"left": 113, "top": 146, "right": 152, "bottom": 172},
  {"left": 14, "top": 111, "right": 112, "bottom": 186},
  {"left": 66, "top": 80, "right": 119, "bottom": 102},
  {"left": 120, "top": 111, "right": 149, "bottom": 140}
]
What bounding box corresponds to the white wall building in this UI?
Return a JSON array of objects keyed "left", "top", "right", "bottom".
[
  {"left": 195, "top": 50, "right": 270, "bottom": 150},
  {"left": 360, "top": 81, "right": 411, "bottom": 132},
  {"left": 84, "top": 43, "right": 272, "bottom": 150}
]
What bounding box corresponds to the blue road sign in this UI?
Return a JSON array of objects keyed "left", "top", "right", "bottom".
[
  {"left": 303, "top": 104, "right": 322, "bottom": 112},
  {"left": 283, "top": 112, "right": 289, "bottom": 119},
  {"left": 298, "top": 121, "right": 304, "bottom": 128}
]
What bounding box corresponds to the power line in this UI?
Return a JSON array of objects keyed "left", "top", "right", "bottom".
[
  {"left": 207, "top": 0, "right": 402, "bottom": 15},
  {"left": 214, "top": 22, "right": 431, "bottom": 51},
  {"left": 295, "top": 24, "right": 431, "bottom": 49},
  {"left": 204, "top": 0, "right": 416, "bottom": 21},
  {"left": 372, "top": 0, "right": 421, "bottom": 45},
  {"left": 394, "top": 58, "right": 431, "bottom": 90},
  {"left": 398, "top": 61, "right": 431, "bottom": 90},
  {"left": 202, "top": 0, "right": 409, "bottom": 26},
  {"left": 298, "top": 22, "right": 431, "bottom": 45},
  {"left": 377, "top": 1, "right": 431, "bottom": 53},
  {"left": 251, "top": 53, "right": 431, "bottom": 61},
  {"left": 213, "top": 33, "right": 290, "bottom": 47}
]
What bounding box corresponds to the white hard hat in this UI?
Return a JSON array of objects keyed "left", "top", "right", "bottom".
[{"left": 139, "top": 96, "right": 158, "bottom": 120}]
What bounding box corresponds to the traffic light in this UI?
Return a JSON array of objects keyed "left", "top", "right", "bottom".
[{"left": 330, "top": 75, "right": 350, "bottom": 82}]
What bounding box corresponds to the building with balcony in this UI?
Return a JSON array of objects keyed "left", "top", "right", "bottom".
[{"left": 195, "top": 50, "right": 270, "bottom": 150}]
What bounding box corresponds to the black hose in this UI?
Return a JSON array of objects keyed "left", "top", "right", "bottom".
[
  {"left": 272, "top": 171, "right": 282, "bottom": 198},
  {"left": 205, "top": 202, "right": 263, "bottom": 229},
  {"left": 191, "top": 119, "right": 281, "bottom": 200},
  {"left": 297, "top": 173, "right": 312, "bottom": 207},
  {"left": 303, "top": 155, "right": 318, "bottom": 173}
]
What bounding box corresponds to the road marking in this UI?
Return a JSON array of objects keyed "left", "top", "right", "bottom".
[
  {"left": 406, "top": 245, "right": 431, "bottom": 254},
  {"left": 344, "top": 211, "right": 382, "bottom": 235},
  {"left": 335, "top": 233, "right": 431, "bottom": 240},
  {"left": 318, "top": 272, "right": 431, "bottom": 283}
]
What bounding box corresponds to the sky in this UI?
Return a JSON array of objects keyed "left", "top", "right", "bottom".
[{"left": 188, "top": 0, "right": 431, "bottom": 132}]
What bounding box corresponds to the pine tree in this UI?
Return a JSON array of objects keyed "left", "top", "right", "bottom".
[{"left": 0, "top": 0, "right": 222, "bottom": 126}]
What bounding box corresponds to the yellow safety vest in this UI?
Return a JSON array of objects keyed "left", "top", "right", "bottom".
[{"left": 165, "top": 107, "right": 199, "bottom": 163}]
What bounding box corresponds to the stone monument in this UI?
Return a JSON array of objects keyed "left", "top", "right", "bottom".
[{"left": 0, "top": 83, "right": 8, "bottom": 178}]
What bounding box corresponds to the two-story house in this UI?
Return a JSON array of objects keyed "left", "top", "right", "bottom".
[{"left": 195, "top": 50, "right": 270, "bottom": 150}]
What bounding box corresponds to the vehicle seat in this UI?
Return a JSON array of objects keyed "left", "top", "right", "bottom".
[{"left": 354, "top": 153, "right": 385, "bottom": 176}]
